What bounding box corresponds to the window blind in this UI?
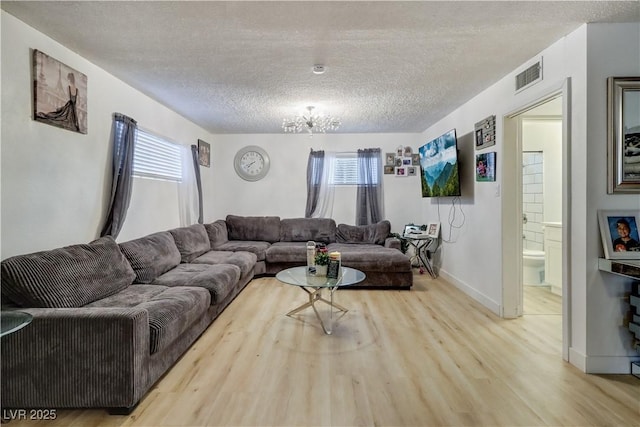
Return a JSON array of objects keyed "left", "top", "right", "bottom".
[
  {"left": 331, "top": 153, "right": 379, "bottom": 185},
  {"left": 133, "top": 128, "right": 182, "bottom": 182}
]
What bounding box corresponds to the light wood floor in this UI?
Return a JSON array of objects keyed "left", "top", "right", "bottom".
[
  {"left": 523, "top": 285, "right": 562, "bottom": 316},
  {"left": 12, "top": 272, "right": 640, "bottom": 426}
]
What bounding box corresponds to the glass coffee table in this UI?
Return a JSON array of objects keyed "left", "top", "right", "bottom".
[{"left": 276, "top": 266, "right": 365, "bottom": 334}]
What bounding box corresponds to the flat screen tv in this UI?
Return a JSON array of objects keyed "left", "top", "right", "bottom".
[{"left": 418, "top": 129, "right": 461, "bottom": 197}]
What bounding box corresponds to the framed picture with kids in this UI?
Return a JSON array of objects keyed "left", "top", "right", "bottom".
[{"left": 597, "top": 210, "right": 640, "bottom": 259}]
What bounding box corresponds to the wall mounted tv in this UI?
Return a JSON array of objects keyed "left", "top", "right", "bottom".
[{"left": 418, "top": 129, "right": 461, "bottom": 197}]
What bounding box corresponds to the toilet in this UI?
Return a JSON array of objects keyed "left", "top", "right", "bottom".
[{"left": 523, "top": 249, "right": 545, "bottom": 285}]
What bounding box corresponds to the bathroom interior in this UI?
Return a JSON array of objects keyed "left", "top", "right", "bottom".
[{"left": 521, "top": 97, "right": 563, "bottom": 315}]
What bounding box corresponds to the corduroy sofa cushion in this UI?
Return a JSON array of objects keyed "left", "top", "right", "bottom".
[
  {"left": 152, "top": 263, "right": 241, "bottom": 305},
  {"left": 336, "top": 220, "right": 391, "bottom": 245},
  {"left": 119, "top": 231, "right": 181, "bottom": 283},
  {"left": 168, "top": 224, "right": 211, "bottom": 263},
  {"left": 279, "top": 218, "right": 336, "bottom": 243},
  {"left": 0, "top": 236, "right": 135, "bottom": 308},
  {"left": 204, "top": 220, "right": 229, "bottom": 248},
  {"left": 226, "top": 215, "right": 281, "bottom": 243}
]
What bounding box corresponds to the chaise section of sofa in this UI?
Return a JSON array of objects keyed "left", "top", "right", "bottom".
[{"left": 207, "top": 216, "right": 412, "bottom": 289}]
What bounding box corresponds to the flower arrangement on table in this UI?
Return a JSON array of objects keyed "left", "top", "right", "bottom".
[
  {"left": 314, "top": 247, "right": 329, "bottom": 276},
  {"left": 315, "top": 248, "right": 329, "bottom": 266}
]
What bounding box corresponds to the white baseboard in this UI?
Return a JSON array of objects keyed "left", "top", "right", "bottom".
[
  {"left": 438, "top": 269, "right": 501, "bottom": 316},
  {"left": 569, "top": 347, "right": 587, "bottom": 372},
  {"left": 585, "top": 355, "right": 640, "bottom": 374}
]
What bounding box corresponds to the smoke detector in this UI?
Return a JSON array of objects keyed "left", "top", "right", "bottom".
[{"left": 312, "top": 64, "right": 326, "bottom": 75}]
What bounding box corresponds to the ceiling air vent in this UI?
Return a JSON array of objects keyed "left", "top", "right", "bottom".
[{"left": 515, "top": 58, "right": 542, "bottom": 93}]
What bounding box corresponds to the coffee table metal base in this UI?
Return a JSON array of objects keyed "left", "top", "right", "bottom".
[{"left": 286, "top": 286, "right": 347, "bottom": 335}]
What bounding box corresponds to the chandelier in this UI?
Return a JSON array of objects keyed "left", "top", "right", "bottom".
[{"left": 282, "top": 106, "right": 341, "bottom": 136}]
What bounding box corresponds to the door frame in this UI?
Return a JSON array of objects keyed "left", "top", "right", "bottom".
[{"left": 501, "top": 78, "right": 571, "bottom": 361}]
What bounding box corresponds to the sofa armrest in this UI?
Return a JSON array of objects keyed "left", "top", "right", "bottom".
[
  {"left": 1, "top": 307, "right": 150, "bottom": 410},
  {"left": 384, "top": 236, "right": 401, "bottom": 250}
]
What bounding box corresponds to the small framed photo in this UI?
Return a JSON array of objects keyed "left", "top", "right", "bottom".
[
  {"left": 396, "top": 146, "right": 404, "bottom": 157},
  {"left": 476, "top": 152, "right": 496, "bottom": 182},
  {"left": 395, "top": 157, "right": 403, "bottom": 167},
  {"left": 411, "top": 153, "right": 420, "bottom": 165},
  {"left": 475, "top": 129, "right": 484, "bottom": 148},
  {"left": 403, "top": 224, "right": 421, "bottom": 237},
  {"left": 395, "top": 167, "right": 407, "bottom": 177},
  {"left": 403, "top": 146, "right": 413, "bottom": 157},
  {"left": 426, "top": 222, "right": 440, "bottom": 239},
  {"left": 384, "top": 165, "right": 395, "bottom": 174},
  {"left": 385, "top": 153, "right": 396, "bottom": 166},
  {"left": 597, "top": 210, "right": 640, "bottom": 259},
  {"left": 402, "top": 157, "right": 412, "bottom": 166},
  {"left": 198, "top": 139, "right": 211, "bottom": 167},
  {"left": 407, "top": 166, "right": 417, "bottom": 176}
]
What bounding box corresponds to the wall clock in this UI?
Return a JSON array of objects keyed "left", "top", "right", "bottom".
[{"left": 233, "top": 145, "right": 270, "bottom": 181}]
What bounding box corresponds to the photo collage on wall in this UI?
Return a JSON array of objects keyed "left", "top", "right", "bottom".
[
  {"left": 475, "top": 115, "right": 497, "bottom": 182},
  {"left": 385, "top": 146, "right": 420, "bottom": 177}
]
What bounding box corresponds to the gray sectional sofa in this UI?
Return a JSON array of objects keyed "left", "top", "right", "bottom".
[{"left": 0, "top": 216, "right": 411, "bottom": 413}]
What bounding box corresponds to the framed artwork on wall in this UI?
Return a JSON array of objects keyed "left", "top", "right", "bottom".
[
  {"left": 476, "top": 152, "right": 496, "bottom": 182},
  {"left": 395, "top": 166, "right": 407, "bottom": 177},
  {"left": 607, "top": 77, "right": 640, "bottom": 193},
  {"left": 474, "top": 115, "right": 496, "bottom": 150},
  {"left": 598, "top": 210, "right": 640, "bottom": 259},
  {"left": 385, "top": 153, "right": 396, "bottom": 166},
  {"left": 198, "top": 139, "right": 211, "bottom": 167},
  {"left": 32, "top": 49, "right": 88, "bottom": 134}
]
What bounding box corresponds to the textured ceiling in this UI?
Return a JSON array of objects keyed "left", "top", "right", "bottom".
[{"left": 3, "top": 1, "right": 639, "bottom": 134}]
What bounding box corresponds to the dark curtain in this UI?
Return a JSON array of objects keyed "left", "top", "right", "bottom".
[
  {"left": 100, "top": 113, "right": 137, "bottom": 238},
  {"left": 191, "top": 144, "right": 204, "bottom": 224},
  {"left": 305, "top": 149, "right": 324, "bottom": 218},
  {"left": 356, "top": 148, "right": 384, "bottom": 225}
]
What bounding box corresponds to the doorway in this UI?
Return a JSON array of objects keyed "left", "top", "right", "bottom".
[
  {"left": 520, "top": 99, "right": 563, "bottom": 316},
  {"left": 501, "top": 79, "right": 571, "bottom": 361}
]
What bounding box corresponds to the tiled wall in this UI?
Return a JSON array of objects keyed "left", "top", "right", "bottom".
[{"left": 523, "top": 152, "right": 544, "bottom": 251}]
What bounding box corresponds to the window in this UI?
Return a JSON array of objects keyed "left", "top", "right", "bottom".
[
  {"left": 330, "top": 152, "right": 379, "bottom": 185},
  {"left": 133, "top": 128, "right": 182, "bottom": 182}
]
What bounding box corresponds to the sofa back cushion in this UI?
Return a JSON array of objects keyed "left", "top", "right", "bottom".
[
  {"left": 204, "top": 220, "right": 229, "bottom": 248},
  {"left": 226, "top": 215, "right": 281, "bottom": 243},
  {"left": 280, "top": 218, "right": 336, "bottom": 243},
  {"left": 336, "top": 220, "right": 391, "bottom": 245},
  {"left": 0, "top": 236, "right": 135, "bottom": 308},
  {"left": 119, "top": 231, "right": 181, "bottom": 283},
  {"left": 169, "top": 224, "right": 211, "bottom": 263}
]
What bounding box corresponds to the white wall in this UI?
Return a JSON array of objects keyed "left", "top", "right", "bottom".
[
  {"left": 209, "top": 133, "right": 423, "bottom": 234},
  {"left": 585, "top": 23, "right": 640, "bottom": 372},
  {"left": 522, "top": 118, "right": 563, "bottom": 223},
  {"left": 419, "top": 22, "right": 640, "bottom": 373},
  {"left": 1, "top": 12, "right": 216, "bottom": 258}
]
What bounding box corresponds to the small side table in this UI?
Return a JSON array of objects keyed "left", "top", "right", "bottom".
[
  {"left": 1, "top": 311, "right": 33, "bottom": 337},
  {"left": 403, "top": 235, "right": 439, "bottom": 278}
]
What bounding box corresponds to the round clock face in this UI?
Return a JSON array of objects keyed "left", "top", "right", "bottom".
[{"left": 234, "top": 146, "right": 270, "bottom": 181}]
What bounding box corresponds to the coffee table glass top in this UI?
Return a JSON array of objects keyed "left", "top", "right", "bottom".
[
  {"left": 276, "top": 266, "right": 365, "bottom": 288},
  {"left": 1, "top": 311, "right": 33, "bottom": 337}
]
